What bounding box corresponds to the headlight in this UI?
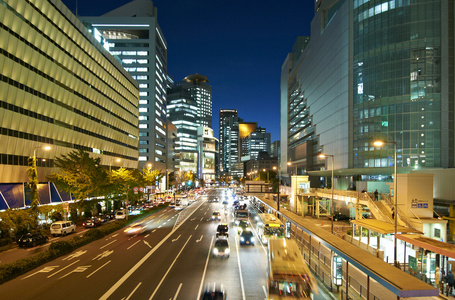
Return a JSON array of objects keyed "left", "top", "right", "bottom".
[
  {"left": 240, "top": 237, "right": 244, "bottom": 242},
  {"left": 225, "top": 248, "right": 230, "bottom": 254},
  {"left": 251, "top": 237, "right": 255, "bottom": 242},
  {"left": 235, "top": 221, "right": 239, "bottom": 225},
  {"left": 213, "top": 248, "right": 219, "bottom": 254}
]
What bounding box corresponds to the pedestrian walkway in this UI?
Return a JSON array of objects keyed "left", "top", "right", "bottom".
[{"left": 248, "top": 193, "right": 440, "bottom": 299}]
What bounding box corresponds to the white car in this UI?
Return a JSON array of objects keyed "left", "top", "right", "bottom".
[
  {"left": 124, "top": 223, "right": 146, "bottom": 235},
  {"left": 174, "top": 204, "right": 183, "bottom": 211}
]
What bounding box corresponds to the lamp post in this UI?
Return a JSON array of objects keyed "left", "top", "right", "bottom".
[
  {"left": 319, "top": 154, "right": 334, "bottom": 234},
  {"left": 273, "top": 166, "right": 280, "bottom": 211},
  {"left": 374, "top": 140, "right": 398, "bottom": 267},
  {"left": 30, "top": 145, "right": 51, "bottom": 208},
  {"left": 109, "top": 158, "right": 121, "bottom": 172},
  {"left": 263, "top": 168, "right": 269, "bottom": 183}
]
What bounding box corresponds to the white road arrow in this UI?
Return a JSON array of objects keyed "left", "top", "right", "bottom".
[
  {"left": 196, "top": 235, "right": 203, "bottom": 243},
  {"left": 92, "top": 250, "right": 114, "bottom": 261},
  {"left": 144, "top": 240, "right": 152, "bottom": 248},
  {"left": 191, "top": 217, "right": 196, "bottom": 221},
  {"left": 22, "top": 266, "right": 59, "bottom": 280},
  {"left": 59, "top": 265, "right": 91, "bottom": 280},
  {"left": 63, "top": 250, "right": 86, "bottom": 260},
  {"left": 172, "top": 235, "right": 181, "bottom": 242}
]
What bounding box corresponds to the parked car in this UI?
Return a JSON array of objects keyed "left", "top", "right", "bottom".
[
  {"left": 83, "top": 217, "right": 102, "bottom": 228},
  {"left": 18, "top": 232, "right": 49, "bottom": 248},
  {"left": 115, "top": 210, "right": 126, "bottom": 220},
  {"left": 212, "top": 238, "right": 230, "bottom": 258},
  {"left": 50, "top": 221, "right": 76, "bottom": 236},
  {"left": 99, "top": 215, "right": 110, "bottom": 223}
]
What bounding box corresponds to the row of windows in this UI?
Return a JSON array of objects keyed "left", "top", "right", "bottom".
[
  {"left": 0, "top": 153, "right": 53, "bottom": 167},
  {"left": 6, "top": 0, "right": 138, "bottom": 103},
  {"left": 0, "top": 74, "right": 136, "bottom": 139},
  {"left": 1, "top": 100, "right": 138, "bottom": 151}
]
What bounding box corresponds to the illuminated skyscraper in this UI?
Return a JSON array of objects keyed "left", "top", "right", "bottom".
[{"left": 82, "top": 0, "right": 168, "bottom": 171}]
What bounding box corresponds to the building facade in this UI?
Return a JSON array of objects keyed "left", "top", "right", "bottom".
[
  {"left": 0, "top": 0, "right": 139, "bottom": 207},
  {"left": 197, "top": 126, "right": 218, "bottom": 184},
  {"left": 219, "top": 109, "right": 238, "bottom": 174},
  {"left": 281, "top": 0, "right": 454, "bottom": 189},
  {"left": 220, "top": 114, "right": 243, "bottom": 176},
  {"left": 82, "top": 0, "right": 168, "bottom": 172}
]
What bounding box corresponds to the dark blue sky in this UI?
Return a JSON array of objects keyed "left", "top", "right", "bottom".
[{"left": 62, "top": 0, "right": 314, "bottom": 141}]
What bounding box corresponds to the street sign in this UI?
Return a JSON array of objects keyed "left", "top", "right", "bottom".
[
  {"left": 133, "top": 187, "right": 139, "bottom": 194},
  {"left": 139, "top": 187, "right": 144, "bottom": 193},
  {"left": 409, "top": 255, "right": 417, "bottom": 272}
]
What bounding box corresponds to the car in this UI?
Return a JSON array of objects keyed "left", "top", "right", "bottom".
[
  {"left": 330, "top": 213, "right": 352, "bottom": 221},
  {"left": 99, "top": 215, "right": 110, "bottom": 223},
  {"left": 222, "top": 199, "right": 229, "bottom": 205},
  {"left": 124, "top": 223, "right": 146, "bottom": 235},
  {"left": 17, "top": 232, "right": 49, "bottom": 248},
  {"left": 212, "top": 238, "right": 230, "bottom": 258},
  {"left": 115, "top": 210, "right": 126, "bottom": 220},
  {"left": 200, "top": 284, "right": 226, "bottom": 300},
  {"left": 214, "top": 197, "right": 219, "bottom": 202},
  {"left": 211, "top": 211, "right": 221, "bottom": 221},
  {"left": 239, "top": 229, "right": 255, "bottom": 246},
  {"left": 237, "top": 220, "right": 249, "bottom": 234},
  {"left": 50, "top": 221, "right": 76, "bottom": 236},
  {"left": 83, "top": 217, "right": 102, "bottom": 228},
  {"left": 174, "top": 204, "right": 183, "bottom": 211},
  {"left": 216, "top": 224, "right": 229, "bottom": 238}
]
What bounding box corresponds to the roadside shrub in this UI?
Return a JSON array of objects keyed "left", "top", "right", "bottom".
[
  {"left": 83, "top": 228, "right": 103, "bottom": 240},
  {"left": 48, "top": 240, "right": 73, "bottom": 256}
]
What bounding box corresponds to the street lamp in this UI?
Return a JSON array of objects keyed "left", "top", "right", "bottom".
[
  {"left": 273, "top": 166, "right": 280, "bottom": 211},
  {"left": 374, "top": 140, "right": 398, "bottom": 267},
  {"left": 319, "top": 154, "right": 334, "bottom": 234},
  {"left": 109, "top": 158, "right": 121, "bottom": 171}
]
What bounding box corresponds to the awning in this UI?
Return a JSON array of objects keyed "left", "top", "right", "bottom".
[
  {"left": 350, "top": 219, "right": 423, "bottom": 235},
  {"left": 397, "top": 234, "right": 455, "bottom": 259}
]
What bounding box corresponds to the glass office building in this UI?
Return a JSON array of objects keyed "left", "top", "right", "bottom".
[{"left": 281, "top": 0, "right": 454, "bottom": 183}]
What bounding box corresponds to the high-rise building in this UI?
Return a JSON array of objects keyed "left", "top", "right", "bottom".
[
  {"left": 281, "top": 0, "right": 454, "bottom": 187},
  {"left": 220, "top": 115, "right": 243, "bottom": 176},
  {"left": 197, "top": 127, "right": 218, "bottom": 184},
  {"left": 82, "top": 0, "right": 168, "bottom": 172},
  {"left": 219, "top": 109, "right": 238, "bottom": 173},
  {"left": 244, "top": 128, "right": 271, "bottom": 161},
  {"left": 239, "top": 122, "right": 258, "bottom": 158},
  {"left": 271, "top": 141, "right": 280, "bottom": 158},
  {"left": 0, "top": 0, "right": 139, "bottom": 208},
  {"left": 167, "top": 74, "right": 212, "bottom": 173}
]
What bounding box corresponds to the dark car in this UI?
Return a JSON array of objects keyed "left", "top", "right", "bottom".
[
  {"left": 237, "top": 220, "right": 249, "bottom": 234},
  {"left": 239, "top": 229, "right": 255, "bottom": 246},
  {"left": 18, "top": 232, "right": 49, "bottom": 248},
  {"left": 99, "top": 215, "right": 110, "bottom": 223},
  {"left": 83, "top": 217, "right": 102, "bottom": 228},
  {"left": 216, "top": 224, "right": 229, "bottom": 238},
  {"left": 201, "top": 287, "right": 226, "bottom": 300},
  {"left": 330, "top": 213, "right": 352, "bottom": 221}
]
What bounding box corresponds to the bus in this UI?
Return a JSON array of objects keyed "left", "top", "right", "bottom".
[
  {"left": 267, "top": 239, "right": 318, "bottom": 299},
  {"left": 256, "top": 213, "right": 285, "bottom": 244}
]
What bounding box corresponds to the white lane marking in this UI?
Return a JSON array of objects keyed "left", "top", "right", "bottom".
[
  {"left": 126, "top": 282, "right": 142, "bottom": 300},
  {"left": 86, "top": 260, "right": 111, "bottom": 278},
  {"left": 196, "top": 236, "right": 214, "bottom": 300},
  {"left": 194, "top": 225, "right": 199, "bottom": 230},
  {"left": 262, "top": 285, "right": 268, "bottom": 298},
  {"left": 196, "top": 235, "right": 203, "bottom": 243},
  {"left": 59, "top": 265, "right": 91, "bottom": 280},
  {"left": 148, "top": 235, "right": 192, "bottom": 300},
  {"left": 100, "top": 240, "right": 117, "bottom": 249},
  {"left": 200, "top": 217, "right": 204, "bottom": 221},
  {"left": 106, "top": 233, "right": 119, "bottom": 240},
  {"left": 235, "top": 235, "right": 246, "bottom": 300},
  {"left": 99, "top": 200, "right": 206, "bottom": 300},
  {"left": 144, "top": 240, "right": 152, "bottom": 248},
  {"left": 127, "top": 240, "right": 141, "bottom": 250},
  {"left": 63, "top": 250, "right": 86, "bottom": 260},
  {"left": 158, "top": 225, "right": 162, "bottom": 228},
  {"left": 22, "top": 266, "right": 59, "bottom": 280},
  {"left": 47, "top": 260, "right": 80, "bottom": 278},
  {"left": 172, "top": 235, "right": 181, "bottom": 242},
  {"left": 191, "top": 217, "right": 196, "bottom": 221},
  {"left": 173, "top": 283, "right": 183, "bottom": 300},
  {"left": 144, "top": 234, "right": 150, "bottom": 238},
  {"left": 248, "top": 220, "right": 267, "bottom": 255},
  {"left": 93, "top": 250, "right": 114, "bottom": 261},
  {"left": 152, "top": 229, "right": 157, "bottom": 233},
  {"left": 204, "top": 212, "right": 207, "bottom": 215}
]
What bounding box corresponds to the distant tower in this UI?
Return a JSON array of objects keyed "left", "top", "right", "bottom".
[
  {"left": 182, "top": 74, "right": 212, "bottom": 128},
  {"left": 219, "top": 109, "right": 238, "bottom": 174}
]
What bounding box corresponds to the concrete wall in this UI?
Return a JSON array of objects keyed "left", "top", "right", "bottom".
[{"left": 398, "top": 173, "right": 434, "bottom": 219}]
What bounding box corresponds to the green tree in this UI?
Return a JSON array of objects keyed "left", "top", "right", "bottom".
[{"left": 26, "top": 156, "right": 40, "bottom": 225}]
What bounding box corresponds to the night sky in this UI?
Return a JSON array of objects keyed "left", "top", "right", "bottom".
[{"left": 62, "top": 0, "right": 314, "bottom": 142}]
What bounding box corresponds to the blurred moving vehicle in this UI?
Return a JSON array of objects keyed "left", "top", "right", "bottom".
[
  {"left": 200, "top": 283, "right": 226, "bottom": 300},
  {"left": 83, "top": 217, "right": 102, "bottom": 228},
  {"left": 216, "top": 224, "right": 229, "bottom": 238},
  {"left": 18, "top": 232, "right": 49, "bottom": 247},
  {"left": 239, "top": 229, "right": 255, "bottom": 246},
  {"left": 124, "top": 223, "right": 146, "bottom": 235},
  {"left": 237, "top": 220, "right": 249, "bottom": 234},
  {"left": 212, "top": 238, "right": 230, "bottom": 258},
  {"left": 211, "top": 211, "right": 221, "bottom": 221}
]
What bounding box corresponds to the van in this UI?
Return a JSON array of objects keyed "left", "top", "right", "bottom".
[
  {"left": 50, "top": 221, "right": 75, "bottom": 236},
  {"left": 115, "top": 210, "right": 126, "bottom": 219}
]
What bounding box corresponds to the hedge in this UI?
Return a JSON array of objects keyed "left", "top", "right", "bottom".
[{"left": 0, "top": 204, "right": 168, "bottom": 284}]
